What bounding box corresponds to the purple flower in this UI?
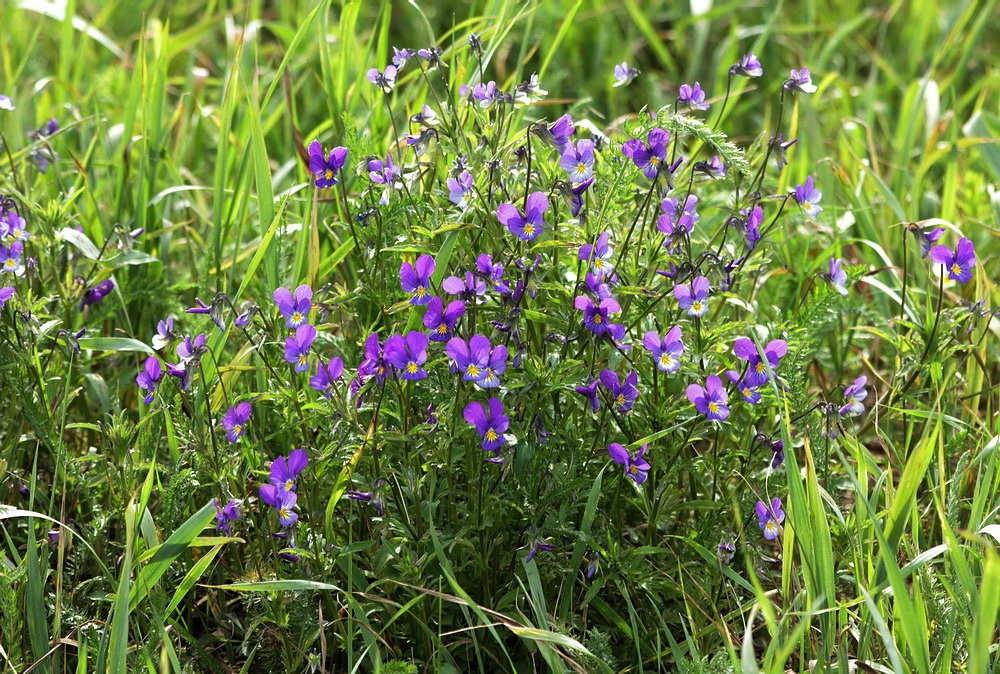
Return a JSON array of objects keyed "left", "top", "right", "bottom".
[
  {"left": 446, "top": 335, "right": 491, "bottom": 381},
  {"left": 0, "top": 95, "right": 14, "bottom": 111},
  {"left": 273, "top": 285, "right": 313, "bottom": 328},
  {"left": 478, "top": 343, "right": 508, "bottom": 389},
  {"left": 2, "top": 210, "right": 28, "bottom": 242},
  {"left": 186, "top": 296, "right": 226, "bottom": 331},
  {"left": 498, "top": 192, "right": 548, "bottom": 242},
  {"left": 347, "top": 478, "right": 387, "bottom": 516},
  {"left": 366, "top": 65, "right": 397, "bottom": 93},
  {"left": 575, "top": 379, "right": 601, "bottom": 413},
  {"left": 0, "top": 242, "right": 24, "bottom": 276},
  {"left": 695, "top": 155, "right": 726, "bottom": 178},
  {"left": 472, "top": 81, "right": 501, "bottom": 109},
  {"left": 826, "top": 258, "right": 849, "bottom": 296},
  {"left": 912, "top": 225, "right": 945, "bottom": 258},
  {"left": 730, "top": 53, "right": 763, "bottom": 78},
  {"left": 423, "top": 296, "right": 466, "bottom": 341},
  {"left": 416, "top": 46, "right": 443, "bottom": 70},
  {"left": 770, "top": 440, "right": 784, "bottom": 469},
  {"left": 400, "top": 254, "right": 435, "bottom": 305},
  {"left": 447, "top": 170, "right": 475, "bottom": 208},
  {"left": 442, "top": 271, "right": 487, "bottom": 301},
  {"left": 678, "top": 82, "right": 709, "bottom": 111},
  {"left": 560, "top": 139, "right": 595, "bottom": 183},
  {"left": 176, "top": 333, "right": 207, "bottom": 363},
  {"left": 756, "top": 498, "right": 785, "bottom": 539},
  {"left": 368, "top": 154, "right": 403, "bottom": 205},
  {"left": 310, "top": 357, "right": 345, "bottom": 397},
  {"left": 622, "top": 128, "right": 669, "bottom": 180},
  {"left": 930, "top": 237, "right": 976, "bottom": 283},
  {"left": 839, "top": 376, "right": 868, "bottom": 417},
  {"left": 612, "top": 61, "right": 639, "bottom": 87},
  {"left": 733, "top": 338, "right": 788, "bottom": 389},
  {"left": 726, "top": 370, "right": 761, "bottom": 405},
  {"left": 80, "top": 279, "right": 114, "bottom": 310},
  {"left": 234, "top": 304, "right": 257, "bottom": 327},
  {"left": 718, "top": 540, "right": 736, "bottom": 565},
  {"left": 359, "top": 332, "right": 389, "bottom": 386},
  {"left": 793, "top": 176, "right": 823, "bottom": 216},
  {"left": 600, "top": 370, "right": 639, "bottom": 413},
  {"left": 136, "top": 356, "right": 162, "bottom": 404},
  {"left": 410, "top": 103, "right": 438, "bottom": 126},
  {"left": 579, "top": 231, "right": 614, "bottom": 275},
  {"left": 673, "top": 276, "right": 710, "bottom": 317},
  {"left": 222, "top": 402, "right": 252, "bottom": 442},
  {"left": 525, "top": 540, "right": 556, "bottom": 563},
  {"left": 308, "top": 140, "right": 348, "bottom": 189},
  {"left": 463, "top": 397, "right": 509, "bottom": 452},
  {"left": 643, "top": 326, "right": 684, "bottom": 373},
  {"left": 269, "top": 449, "right": 309, "bottom": 492},
  {"left": 533, "top": 113, "right": 574, "bottom": 150},
  {"left": 476, "top": 254, "right": 509, "bottom": 294},
  {"left": 285, "top": 324, "right": 317, "bottom": 373},
  {"left": 152, "top": 316, "right": 176, "bottom": 350},
  {"left": 259, "top": 485, "right": 299, "bottom": 527},
  {"left": 772, "top": 133, "right": 798, "bottom": 172},
  {"left": 384, "top": 331, "right": 429, "bottom": 380},
  {"left": 686, "top": 374, "right": 729, "bottom": 421},
  {"left": 574, "top": 295, "right": 621, "bottom": 335},
  {"left": 513, "top": 72, "right": 548, "bottom": 106},
  {"left": 585, "top": 272, "right": 613, "bottom": 300},
  {"left": 745, "top": 206, "right": 763, "bottom": 251},
  {"left": 392, "top": 47, "right": 415, "bottom": 68},
  {"left": 607, "top": 323, "right": 631, "bottom": 351},
  {"left": 212, "top": 499, "right": 240, "bottom": 534},
  {"left": 783, "top": 67, "right": 817, "bottom": 93},
  {"left": 608, "top": 442, "right": 650, "bottom": 485},
  {"left": 0, "top": 286, "right": 14, "bottom": 309}
]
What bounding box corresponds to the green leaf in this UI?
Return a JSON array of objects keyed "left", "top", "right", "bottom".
[{"left": 78, "top": 337, "right": 155, "bottom": 355}]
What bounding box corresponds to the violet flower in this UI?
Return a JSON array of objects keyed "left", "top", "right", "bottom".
[
  {"left": 730, "top": 53, "right": 763, "bottom": 78},
  {"left": 213, "top": 499, "right": 240, "bottom": 535},
  {"left": 622, "top": 128, "right": 669, "bottom": 179},
  {"left": 783, "top": 67, "right": 817, "bottom": 93},
  {"left": 560, "top": 139, "right": 595, "bottom": 183},
  {"left": 153, "top": 316, "right": 177, "bottom": 350},
  {"left": 912, "top": 225, "right": 946, "bottom": 258},
  {"left": 0, "top": 242, "right": 25, "bottom": 276},
  {"left": 446, "top": 335, "right": 491, "bottom": 381},
  {"left": 442, "top": 270, "right": 487, "bottom": 301},
  {"left": 600, "top": 369, "right": 639, "bottom": 413},
  {"left": 269, "top": 449, "right": 309, "bottom": 492},
  {"left": 366, "top": 65, "right": 397, "bottom": 93},
  {"left": 839, "top": 376, "right": 868, "bottom": 417},
  {"left": 745, "top": 205, "right": 763, "bottom": 251},
  {"left": 532, "top": 113, "right": 574, "bottom": 150},
  {"left": 476, "top": 254, "right": 509, "bottom": 293},
  {"left": 384, "top": 331, "right": 429, "bottom": 380},
  {"left": 136, "top": 356, "right": 162, "bottom": 404},
  {"left": 574, "top": 295, "right": 621, "bottom": 335},
  {"left": 643, "top": 326, "right": 684, "bottom": 373},
  {"left": 695, "top": 155, "right": 726, "bottom": 178},
  {"left": 756, "top": 498, "right": 785, "bottom": 539},
  {"left": 359, "top": 332, "right": 389, "bottom": 386},
  {"left": 612, "top": 61, "right": 639, "bottom": 87},
  {"left": 273, "top": 285, "right": 313, "bottom": 328},
  {"left": 826, "top": 258, "right": 849, "bottom": 296},
  {"left": 423, "top": 296, "right": 466, "bottom": 341},
  {"left": 0, "top": 95, "right": 14, "bottom": 111},
  {"left": 80, "top": 279, "right": 114, "bottom": 310},
  {"left": 400, "top": 254, "right": 435, "bottom": 305},
  {"left": 608, "top": 442, "right": 650, "bottom": 485},
  {"left": 498, "top": 192, "right": 548, "bottom": 242},
  {"left": 686, "top": 374, "right": 730, "bottom": 421},
  {"left": 726, "top": 370, "right": 761, "bottom": 405},
  {"left": 930, "top": 237, "right": 976, "bottom": 283},
  {"left": 308, "top": 140, "right": 348, "bottom": 189},
  {"left": 311, "top": 357, "right": 345, "bottom": 397},
  {"left": 259, "top": 486, "right": 299, "bottom": 527},
  {"left": 772, "top": 133, "right": 798, "bottom": 172},
  {"left": 579, "top": 231, "right": 614, "bottom": 275},
  {"left": 447, "top": 170, "right": 474, "bottom": 208},
  {"left": 678, "top": 82, "right": 709, "bottom": 111},
  {"left": 793, "top": 176, "right": 823, "bottom": 216},
  {"left": 284, "top": 324, "right": 317, "bottom": 373},
  {"left": 368, "top": 154, "right": 403, "bottom": 205},
  {"left": 0, "top": 286, "right": 14, "bottom": 309},
  {"left": 733, "top": 338, "right": 788, "bottom": 389},
  {"left": 463, "top": 397, "right": 509, "bottom": 452},
  {"left": 478, "top": 343, "right": 508, "bottom": 389},
  {"left": 392, "top": 47, "right": 415, "bottom": 68},
  {"left": 525, "top": 540, "right": 556, "bottom": 563},
  {"left": 222, "top": 402, "right": 252, "bottom": 443},
  {"left": 673, "top": 276, "right": 710, "bottom": 317},
  {"left": 575, "top": 379, "right": 601, "bottom": 413}
]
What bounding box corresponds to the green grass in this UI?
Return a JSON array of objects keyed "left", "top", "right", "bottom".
[{"left": 1, "top": 0, "right": 999, "bottom": 672}]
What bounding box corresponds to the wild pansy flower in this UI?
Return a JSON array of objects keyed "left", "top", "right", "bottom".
[
  {"left": 674, "top": 276, "right": 710, "bottom": 317},
  {"left": 498, "top": 192, "right": 548, "bottom": 242},
  {"left": 442, "top": 270, "right": 487, "bottom": 301},
  {"left": 770, "top": 440, "right": 785, "bottom": 469},
  {"left": 559, "top": 176, "right": 594, "bottom": 217},
  {"left": 447, "top": 170, "right": 474, "bottom": 208},
  {"left": 726, "top": 370, "right": 761, "bottom": 405},
  {"left": 733, "top": 338, "right": 788, "bottom": 389},
  {"left": 560, "top": 139, "right": 595, "bottom": 183},
  {"left": 136, "top": 356, "right": 163, "bottom": 404},
  {"left": 400, "top": 254, "right": 435, "bottom": 305},
  {"left": 347, "top": 477, "right": 387, "bottom": 516},
  {"left": 472, "top": 81, "right": 502, "bottom": 109},
  {"left": 366, "top": 65, "right": 397, "bottom": 93},
  {"left": 513, "top": 73, "right": 548, "bottom": 106},
  {"left": 524, "top": 539, "right": 556, "bottom": 563},
  {"left": 756, "top": 498, "right": 785, "bottom": 539},
  {"left": 612, "top": 61, "right": 639, "bottom": 87},
  {"left": 359, "top": 332, "right": 389, "bottom": 385},
  {"left": 0, "top": 286, "right": 14, "bottom": 309},
  {"left": 574, "top": 295, "right": 621, "bottom": 335},
  {"left": 260, "top": 486, "right": 299, "bottom": 527},
  {"left": 476, "top": 254, "right": 509, "bottom": 294},
  {"left": 662, "top": 194, "right": 699, "bottom": 224},
  {"left": 269, "top": 448, "right": 309, "bottom": 492},
  {"left": 930, "top": 237, "right": 976, "bottom": 283},
  {"left": 212, "top": 499, "right": 240, "bottom": 535},
  {"left": 307, "top": 140, "right": 348, "bottom": 189},
  {"left": 410, "top": 103, "right": 438, "bottom": 126},
  {"left": 744, "top": 205, "right": 763, "bottom": 251},
  {"left": 80, "top": 279, "right": 114, "bottom": 310},
  {"left": 686, "top": 374, "right": 730, "bottom": 421},
  {"left": 392, "top": 46, "right": 415, "bottom": 68},
  {"left": 0, "top": 242, "right": 25, "bottom": 276},
  {"left": 2, "top": 210, "right": 28, "bottom": 242},
  {"left": 222, "top": 402, "right": 252, "bottom": 443},
  {"left": 600, "top": 370, "right": 639, "bottom": 413},
  {"left": 384, "top": 331, "right": 429, "bottom": 380},
  {"left": 515, "top": 254, "right": 543, "bottom": 299},
  {"left": 607, "top": 323, "right": 631, "bottom": 351},
  {"left": 532, "top": 113, "right": 574, "bottom": 150},
  {"left": 826, "top": 257, "right": 849, "bottom": 296},
  {"left": 478, "top": 343, "right": 508, "bottom": 389},
  {"left": 234, "top": 304, "right": 257, "bottom": 327},
  {"left": 153, "top": 316, "right": 177, "bottom": 350},
  {"left": 793, "top": 176, "right": 823, "bottom": 216},
  {"left": 463, "top": 397, "right": 509, "bottom": 452},
  {"left": 783, "top": 67, "right": 817, "bottom": 93},
  {"left": 579, "top": 231, "right": 615, "bottom": 275},
  {"left": 909, "top": 224, "right": 945, "bottom": 258},
  {"left": 368, "top": 155, "right": 403, "bottom": 205},
  {"left": 839, "top": 376, "right": 868, "bottom": 417},
  {"left": 678, "top": 82, "right": 709, "bottom": 111},
  {"left": 417, "top": 46, "right": 443, "bottom": 70},
  {"left": 0, "top": 95, "right": 14, "bottom": 111},
  {"left": 718, "top": 540, "right": 736, "bottom": 565},
  {"left": 176, "top": 333, "right": 207, "bottom": 363},
  {"left": 695, "top": 155, "right": 726, "bottom": 178},
  {"left": 423, "top": 297, "right": 466, "bottom": 341},
  {"left": 186, "top": 296, "right": 227, "bottom": 331},
  {"left": 575, "top": 379, "right": 601, "bottom": 413},
  {"left": 467, "top": 33, "right": 482, "bottom": 53},
  {"left": 622, "top": 128, "right": 669, "bottom": 179},
  {"left": 310, "top": 357, "right": 345, "bottom": 397},
  {"left": 730, "top": 53, "right": 763, "bottom": 78},
  {"left": 608, "top": 442, "right": 650, "bottom": 485},
  {"left": 643, "top": 326, "right": 684, "bottom": 373},
  {"left": 446, "top": 335, "right": 491, "bottom": 381},
  {"left": 273, "top": 285, "right": 313, "bottom": 327},
  {"left": 772, "top": 133, "right": 798, "bottom": 172},
  {"left": 285, "top": 324, "right": 317, "bottom": 373}
]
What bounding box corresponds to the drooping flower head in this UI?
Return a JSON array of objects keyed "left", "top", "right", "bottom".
[
  {"left": 744, "top": 205, "right": 763, "bottom": 251},
  {"left": 222, "top": 402, "right": 252, "bottom": 442},
  {"left": 463, "top": 397, "right": 509, "bottom": 452},
  {"left": 826, "top": 257, "right": 849, "bottom": 296},
  {"left": 643, "top": 326, "right": 684, "bottom": 373},
  {"left": 930, "top": 237, "right": 976, "bottom": 283},
  {"left": 269, "top": 448, "right": 309, "bottom": 492},
  {"left": 213, "top": 499, "right": 240, "bottom": 534},
  {"left": 513, "top": 72, "right": 548, "bottom": 107},
  {"left": 772, "top": 133, "right": 798, "bottom": 172},
  {"left": 678, "top": 82, "right": 709, "bottom": 111},
  {"left": 733, "top": 338, "right": 788, "bottom": 389},
  {"left": 384, "top": 331, "right": 429, "bottom": 380},
  {"left": 839, "top": 376, "right": 868, "bottom": 417},
  {"left": 686, "top": 374, "right": 729, "bottom": 421},
  {"left": 476, "top": 254, "right": 509, "bottom": 294},
  {"left": 524, "top": 539, "right": 556, "bottom": 563},
  {"left": 695, "top": 155, "right": 726, "bottom": 178},
  {"left": 392, "top": 46, "right": 415, "bottom": 68},
  {"left": 574, "top": 295, "right": 621, "bottom": 335},
  {"left": 560, "top": 139, "right": 595, "bottom": 183},
  {"left": 756, "top": 497, "right": 785, "bottom": 539},
  {"left": 910, "top": 224, "right": 946, "bottom": 258},
  {"left": 600, "top": 369, "right": 639, "bottom": 413},
  {"left": 783, "top": 67, "right": 817, "bottom": 93},
  {"left": 498, "top": 192, "right": 548, "bottom": 242},
  {"left": 284, "top": 324, "right": 317, "bottom": 373},
  {"left": 400, "top": 254, "right": 435, "bottom": 305},
  {"left": 368, "top": 155, "right": 403, "bottom": 205},
  {"left": 308, "top": 141, "right": 348, "bottom": 189},
  {"left": 136, "top": 356, "right": 162, "bottom": 404},
  {"left": 310, "top": 357, "right": 345, "bottom": 397},
  {"left": 794, "top": 176, "right": 823, "bottom": 216},
  {"left": 674, "top": 276, "right": 710, "bottom": 317},
  {"left": 273, "top": 285, "right": 313, "bottom": 328},
  {"left": 531, "top": 113, "right": 574, "bottom": 150},
  {"left": 80, "top": 279, "right": 114, "bottom": 310},
  {"left": 612, "top": 61, "right": 639, "bottom": 87},
  {"left": 608, "top": 443, "right": 650, "bottom": 485},
  {"left": 730, "top": 53, "right": 763, "bottom": 78},
  {"left": 575, "top": 379, "right": 601, "bottom": 413},
  {"left": 423, "top": 296, "right": 466, "bottom": 341},
  {"left": 622, "top": 128, "right": 670, "bottom": 180},
  {"left": 153, "top": 316, "right": 176, "bottom": 350}
]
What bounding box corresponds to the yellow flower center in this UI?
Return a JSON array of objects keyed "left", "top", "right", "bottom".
[
  {"left": 660, "top": 354, "right": 671, "bottom": 366},
  {"left": 691, "top": 301, "right": 702, "bottom": 313},
  {"left": 406, "top": 362, "right": 418, "bottom": 374},
  {"left": 524, "top": 223, "right": 534, "bottom": 236},
  {"left": 594, "top": 258, "right": 604, "bottom": 269},
  {"left": 593, "top": 315, "right": 602, "bottom": 324},
  {"left": 416, "top": 286, "right": 427, "bottom": 297},
  {"left": 629, "top": 464, "right": 638, "bottom": 474},
  {"left": 483, "top": 369, "right": 495, "bottom": 382},
  {"left": 577, "top": 162, "right": 587, "bottom": 174},
  {"left": 466, "top": 364, "right": 479, "bottom": 377},
  {"left": 708, "top": 402, "right": 719, "bottom": 413},
  {"left": 951, "top": 263, "right": 961, "bottom": 275},
  {"left": 438, "top": 324, "right": 448, "bottom": 333},
  {"left": 291, "top": 312, "right": 303, "bottom": 323},
  {"left": 298, "top": 355, "right": 306, "bottom": 364},
  {"left": 650, "top": 156, "right": 659, "bottom": 165},
  {"left": 486, "top": 429, "right": 497, "bottom": 442},
  {"left": 756, "top": 362, "right": 766, "bottom": 373},
  {"left": 617, "top": 394, "right": 625, "bottom": 405},
  {"left": 233, "top": 424, "right": 243, "bottom": 435},
  {"left": 3, "top": 260, "right": 14, "bottom": 269},
  {"left": 279, "top": 507, "right": 289, "bottom": 519},
  {"left": 765, "top": 521, "right": 777, "bottom": 534},
  {"left": 377, "top": 366, "right": 384, "bottom": 375},
  {"left": 324, "top": 170, "right": 333, "bottom": 180},
  {"left": 285, "top": 479, "right": 294, "bottom": 490}
]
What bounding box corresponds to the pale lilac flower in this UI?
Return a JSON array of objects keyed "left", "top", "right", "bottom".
[
  {"left": 612, "top": 62, "right": 639, "bottom": 87},
  {"left": 784, "top": 67, "right": 817, "bottom": 93}
]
